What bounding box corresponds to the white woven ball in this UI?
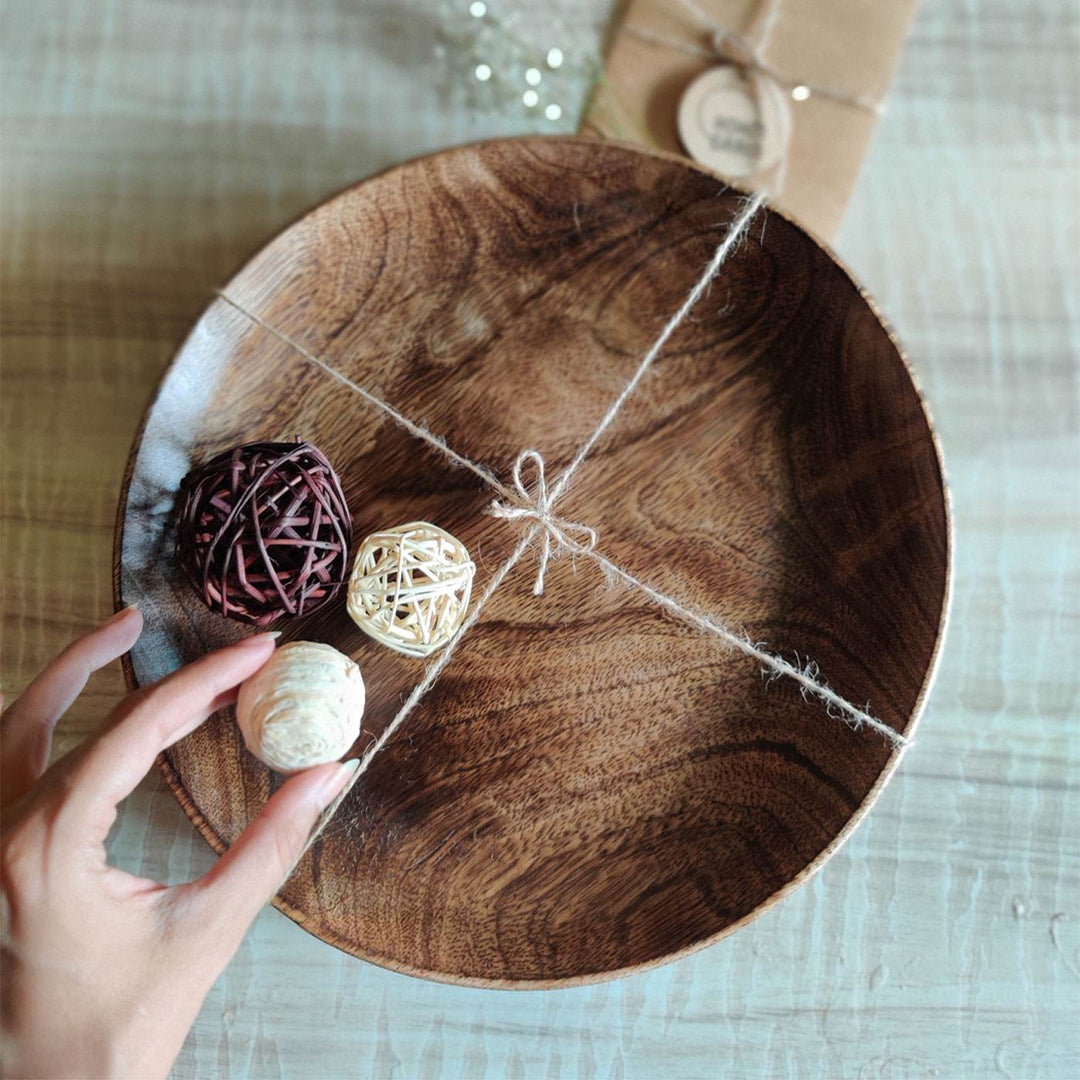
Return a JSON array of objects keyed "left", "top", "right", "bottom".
[
  {"left": 347, "top": 521, "right": 475, "bottom": 657},
  {"left": 235, "top": 641, "right": 365, "bottom": 773}
]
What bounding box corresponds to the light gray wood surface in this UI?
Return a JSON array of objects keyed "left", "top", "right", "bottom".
[{"left": 1, "top": 1, "right": 1077, "bottom": 1076}]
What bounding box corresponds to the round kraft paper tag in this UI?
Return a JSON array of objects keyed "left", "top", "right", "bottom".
[{"left": 677, "top": 66, "right": 764, "bottom": 179}]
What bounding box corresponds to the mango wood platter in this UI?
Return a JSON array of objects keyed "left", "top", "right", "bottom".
[{"left": 114, "top": 137, "right": 950, "bottom": 987}]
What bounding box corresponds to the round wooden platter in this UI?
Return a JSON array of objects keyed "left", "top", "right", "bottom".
[{"left": 114, "top": 137, "right": 950, "bottom": 987}]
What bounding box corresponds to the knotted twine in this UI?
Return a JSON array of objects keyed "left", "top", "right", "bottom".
[
  {"left": 214, "top": 188, "right": 908, "bottom": 850},
  {"left": 488, "top": 451, "right": 598, "bottom": 596},
  {"left": 626, "top": 0, "right": 885, "bottom": 194}
]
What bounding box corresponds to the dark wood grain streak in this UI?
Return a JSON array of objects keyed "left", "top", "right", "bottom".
[{"left": 114, "top": 137, "right": 950, "bottom": 986}]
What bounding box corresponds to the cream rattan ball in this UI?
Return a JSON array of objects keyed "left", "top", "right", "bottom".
[
  {"left": 347, "top": 521, "right": 475, "bottom": 657},
  {"left": 235, "top": 640, "right": 365, "bottom": 773}
]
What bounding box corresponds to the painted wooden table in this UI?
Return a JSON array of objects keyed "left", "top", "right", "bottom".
[{"left": 2, "top": 1, "right": 1077, "bottom": 1076}]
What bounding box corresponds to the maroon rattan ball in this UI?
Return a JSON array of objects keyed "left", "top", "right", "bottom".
[{"left": 176, "top": 440, "right": 352, "bottom": 626}]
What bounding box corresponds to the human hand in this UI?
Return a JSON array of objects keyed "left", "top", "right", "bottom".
[{"left": 1, "top": 608, "right": 356, "bottom": 1079}]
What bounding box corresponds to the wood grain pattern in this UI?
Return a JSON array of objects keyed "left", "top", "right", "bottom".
[
  {"left": 2, "top": 0, "right": 1076, "bottom": 1074},
  {"left": 116, "top": 138, "right": 948, "bottom": 985}
]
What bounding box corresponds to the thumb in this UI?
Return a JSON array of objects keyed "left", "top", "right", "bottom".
[{"left": 189, "top": 759, "right": 358, "bottom": 936}]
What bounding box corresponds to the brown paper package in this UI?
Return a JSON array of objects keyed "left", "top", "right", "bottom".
[{"left": 580, "top": 0, "right": 920, "bottom": 241}]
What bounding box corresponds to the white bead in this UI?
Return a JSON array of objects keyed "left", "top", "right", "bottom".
[{"left": 236, "top": 641, "right": 364, "bottom": 773}]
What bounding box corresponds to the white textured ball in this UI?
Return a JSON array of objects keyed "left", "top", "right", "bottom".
[{"left": 235, "top": 641, "right": 365, "bottom": 773}]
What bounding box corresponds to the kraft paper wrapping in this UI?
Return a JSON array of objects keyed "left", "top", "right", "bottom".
[{"left": 580, "top": 0, "right": 920, "bottom": 241}]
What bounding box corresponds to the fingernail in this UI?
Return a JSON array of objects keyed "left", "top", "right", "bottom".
[
  {"left": 238, "top": 630, "right": 281, "bottom": 646},
  {"left": 318, "top": 758, "right": 360, "bottom": 808},
  {"left": 107, "top": 604, "right": 140, "bottom": 624}
]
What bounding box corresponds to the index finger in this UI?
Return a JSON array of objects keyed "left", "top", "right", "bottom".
[{"left": 70, "top": 633, "right": 279, "bottom": 814}]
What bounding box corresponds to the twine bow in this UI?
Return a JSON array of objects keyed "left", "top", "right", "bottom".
[{"left": 487, "top": 450, "right": 599, "bottom": 596}]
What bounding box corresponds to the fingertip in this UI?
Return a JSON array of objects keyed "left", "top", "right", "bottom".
[
  {"left": 84, "top": 605, "right": 143, "bottom": 658},
  {"left": 221, "top": 632, "right": 280, "bottom": 679},
  {"left": 111, "top": 604, "right": 144, "bottom": 643},
  {"left": 294, "top": 757, "right": 359, "bottom": 813},
  {"left": 198, "top": 632, "right": 280, "bottom": 680},
  {"left": 233, "top": 631, "right": 281, "bottom": 655},
  {"left": 262, "top": 759, "right": 355, "bottom": 814}
]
